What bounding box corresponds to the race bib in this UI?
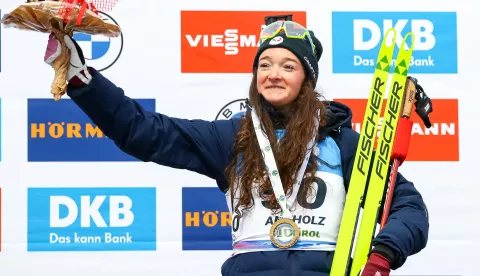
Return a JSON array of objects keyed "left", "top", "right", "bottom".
[{"left": 226, "top": 137, "right": 346, "bottom": 254}]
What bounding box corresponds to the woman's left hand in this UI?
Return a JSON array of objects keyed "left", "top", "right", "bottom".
[{"left": 360, "top": 253, "right": 391, "bottom": 276}]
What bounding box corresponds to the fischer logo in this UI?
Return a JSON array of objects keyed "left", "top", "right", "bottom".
[
  {"left": 335, "top": 98, "right": 459, "bottom": 161},
  {"left": 332, "top": 12, "right": 458, "bottom": 74},
  {"left": 185, "top": 29, "right": 260, "bottom": 55},
  {"left": 181, "top": 11, "right": 307, "bottom": 73}
]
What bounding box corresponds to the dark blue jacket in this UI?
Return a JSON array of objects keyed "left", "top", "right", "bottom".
[{"left": 67, "top": 68, "right": 429, "bottom": 276}]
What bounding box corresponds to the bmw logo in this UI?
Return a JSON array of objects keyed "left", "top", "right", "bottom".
[
  {"left": 73, "top": 11, "right": 123, "bottom": 72},
  {"left": 216, "top": 99, "right": 249, "bottom": 120}
]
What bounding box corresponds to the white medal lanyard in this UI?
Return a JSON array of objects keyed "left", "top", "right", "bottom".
[{"left": 251, "top": 108, "right": 320, "bottom": 219}]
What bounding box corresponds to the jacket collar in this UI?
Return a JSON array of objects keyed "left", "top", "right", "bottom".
[{"left": 250, "top": 95, "right": 353, "bottom": 139}]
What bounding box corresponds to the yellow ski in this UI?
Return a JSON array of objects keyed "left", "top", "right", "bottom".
[
  {"left": 349, "top": 32, "right": 415, "bottom": 276},
  {"left": 330, "top": 28, "right": 397, "bottom": 276}
]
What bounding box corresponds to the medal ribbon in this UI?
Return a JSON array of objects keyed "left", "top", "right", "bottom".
[{"left": 251, "top": 108, "right": 319, "bottom": 219}]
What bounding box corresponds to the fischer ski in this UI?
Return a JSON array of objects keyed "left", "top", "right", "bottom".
[
  {"left": 330, "top": 28, "right": 417, "bottom": 276},
  {"left": 329, "top": 27, "right": 397, "bottom": 276},
  {"left": 349, "top": 31, "right": 415, "bottom": 276}
]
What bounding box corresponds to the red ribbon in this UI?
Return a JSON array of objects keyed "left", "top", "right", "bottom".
[{"left": 59, "top": 0, "right": 99, "bottom": 25}]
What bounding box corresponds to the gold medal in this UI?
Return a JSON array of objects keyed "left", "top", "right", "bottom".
[{"left": 269, "top": 218, "right": 300, "bottom": 248}]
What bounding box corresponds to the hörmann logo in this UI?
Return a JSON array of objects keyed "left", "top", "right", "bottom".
[
  {"left": 181, "top": 11, "right": 307, "bottom": 73},
  {"left": 27, "top": 187, "right": 156, "bottom": 251},
  {"left": 332, "top": 12, "right": 458, "bottom": 74},
  {"left": 73, "top": 11, "right": 123, "bottom": 71},
  {"left": 182, "top": 187, "right": 232, "bottom": 250},
  {"left": 335, "top": 98, "right": 459, "bottom": 161},
  {"left": 27, "top": 98, "right": 155, "bottom": 161}
]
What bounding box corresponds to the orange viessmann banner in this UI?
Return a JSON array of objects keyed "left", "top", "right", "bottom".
[
  {"left": 334, "top": 99, "right": 459, "bottom": 162},
  {"left": 181, "top": 11, "right": 307, "bottom": 73}
]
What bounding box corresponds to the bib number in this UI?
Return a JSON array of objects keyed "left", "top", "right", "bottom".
[
  {"left": 232, "top": 177, "right": 328, "bottom": 233},
  {"left": 262, "top": 177, "right": 327, "bottom": 210}
]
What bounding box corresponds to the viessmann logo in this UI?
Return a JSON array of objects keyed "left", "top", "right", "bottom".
[
  {"left": 181, "top": 11, "right": 307, "bottom": 73},
  {"left": 335, "top": 98, "right": 459, "bottom": 161},
  {"left": 27, "top": 98, "right": 156, "bottom": 161}
]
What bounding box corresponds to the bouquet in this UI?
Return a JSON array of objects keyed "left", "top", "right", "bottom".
[{"left": 0, "top": 0, "right": 121, "bottom": 101}]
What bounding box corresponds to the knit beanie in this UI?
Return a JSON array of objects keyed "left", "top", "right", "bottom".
[{"left": 252, "top": 29, "right": 323, "bottom": 88}]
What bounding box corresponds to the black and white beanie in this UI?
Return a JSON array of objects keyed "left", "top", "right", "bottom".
[{"left": 252, "top": 29, "right": 323, "bottom": 88}]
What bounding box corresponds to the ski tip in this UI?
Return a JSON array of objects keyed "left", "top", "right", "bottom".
[
  {"left": 382, "top": 28, "right": 397, "bottom": 49},
  {"left": 400, "top": 32, "right": 415, "bottom": 54}
]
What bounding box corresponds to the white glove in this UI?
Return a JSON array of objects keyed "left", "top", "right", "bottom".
[{"left": 44, "top": 32, "right": 92, "bottom": 85}]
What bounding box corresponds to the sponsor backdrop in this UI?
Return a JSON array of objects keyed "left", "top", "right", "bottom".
[{"left": 0, "top": 0, "right": 476, "bottom": 275}]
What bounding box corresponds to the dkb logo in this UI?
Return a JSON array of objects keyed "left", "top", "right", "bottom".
[
  {"left": 332, "top": 12, "right": 458, "bottom": 74},
  {"left": 27, "top": 187, "right": 156, "bottom": 251}
]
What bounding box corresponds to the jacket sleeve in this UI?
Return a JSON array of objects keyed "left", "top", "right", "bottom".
[
  {"left": 370, "top": 171, "right": 429, "bottom": 269},
  {"left": 336, "top": 128, "right": 429, "bottom": 270},
  {"left": 66, "top": 68, "right": 238, "bottom": 185}
]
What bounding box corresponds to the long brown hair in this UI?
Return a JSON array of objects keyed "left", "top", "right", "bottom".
[{"left": 225, "top": 71, "right": 329, "bottom": 217}]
